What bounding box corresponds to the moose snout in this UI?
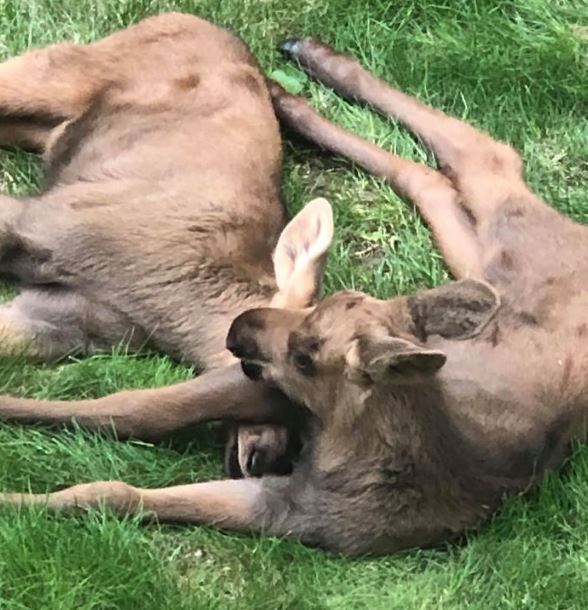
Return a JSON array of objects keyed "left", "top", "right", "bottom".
[
  {"left": 226, "top": 308, "right": 270, "bottom": 361},
  {"left": 227, "top": 307, "right": 308, "bottom": 382},
  {"left": 227, "top": 306, "right": 306, "bottom": 360}
]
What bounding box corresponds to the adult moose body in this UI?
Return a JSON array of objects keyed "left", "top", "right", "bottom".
[{"left": 0, "top": 19, "right": 587, "bottom": 556}]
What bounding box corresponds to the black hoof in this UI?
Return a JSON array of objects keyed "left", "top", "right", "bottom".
[
  {"left": 246, "top": 449, "right": 266, "bottom": 478},
  {"left": 225, "top": 442, "right": 244, "bottom": 479},
  {"left": 279, "top": 37, "right": 302, "bottom": 57}
]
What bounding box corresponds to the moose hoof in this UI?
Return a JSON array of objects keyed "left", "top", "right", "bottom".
[{"left": 279, "top": 37, "right": 302, "bottom": 57}]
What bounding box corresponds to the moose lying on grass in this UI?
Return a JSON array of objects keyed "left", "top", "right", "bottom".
[{"left": 0, "top": 13, "right": 587, "bottom": 556}]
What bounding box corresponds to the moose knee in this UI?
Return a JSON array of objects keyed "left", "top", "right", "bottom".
[{"left": 55, "top": 480, "right": 142, "bottom": 513}]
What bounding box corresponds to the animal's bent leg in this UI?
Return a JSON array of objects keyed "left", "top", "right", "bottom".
[{"left": 271, "top": 83, "right": 481, "bottom": 278}]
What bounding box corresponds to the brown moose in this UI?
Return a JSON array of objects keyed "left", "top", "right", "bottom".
[{"left": 0, "top": 16, "right": 586, "bottom": 556}]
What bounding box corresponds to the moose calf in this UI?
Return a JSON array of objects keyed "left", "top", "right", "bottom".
[{"left": 1, "top": 19, "right": 587, "bottom": 556}]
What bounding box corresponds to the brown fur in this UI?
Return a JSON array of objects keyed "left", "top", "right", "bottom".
[
  {"left": 1, "top": 28, "right": 588, "bottom": 557},
  {"left": 226, "top": 38, "right": 588, "bottom": 554},
  {"left": 0, "top": 15, "right": 335, "bottom": 478},
  {"left": 0, "top": 13, "right": 284, "bottom": 364}
]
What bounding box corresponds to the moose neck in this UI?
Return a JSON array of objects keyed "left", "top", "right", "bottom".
[
  {"left": 371, "top": 381, "right": 477, "bottom": 471},
  {"left": 319, "top": 378, "right": 503, "bottom": 506}
]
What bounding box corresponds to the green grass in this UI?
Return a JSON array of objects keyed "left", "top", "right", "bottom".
[{"left": 0, "top": 0, "right": 587, "bottom": 607}]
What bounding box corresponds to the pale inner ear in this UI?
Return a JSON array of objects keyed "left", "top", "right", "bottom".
[{"left": 271, "top": 197, "right": 334, "bottom": 308}]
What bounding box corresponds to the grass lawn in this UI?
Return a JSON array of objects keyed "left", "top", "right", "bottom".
[{"left": 0, "top": 0, "right": 587, "bottom": 608}]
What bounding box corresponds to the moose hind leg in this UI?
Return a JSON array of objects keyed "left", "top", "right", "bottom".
[
  {"left": 270, "top": 83, "right": 481, "bottom": 278},
  {"left": 0, "top": 287, "right": 146, "bottom": 361},
  {"left": 280, "top": 37, "right": 528, "bottom": 221}
]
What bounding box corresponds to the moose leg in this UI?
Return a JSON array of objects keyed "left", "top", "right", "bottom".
[
  {"left": 0, "top": 14, "right": 227, "bottom": 153},
  {"left": 0, "top": 17, "right": 159, "bottom": 151},
  {"left": 0, "top": 289, "right": 300, "bottom": 476},
  {"left": 0, "top": 287, "right": 148, "bottom": 361},
  {"left": 270, "top": 83, "right": 481, "bottom": 278},
  {"left": 280, "top": 38, "right": 529, "bottom": 221},
  {"left": 0, "top": 477, "right": 276, "bottom": 532},
  {"left": 0, "top": 363, "right": 297, "bottom": 440},
  {"left": 0, "top": 43, "right": 110, "bottom": 152}
]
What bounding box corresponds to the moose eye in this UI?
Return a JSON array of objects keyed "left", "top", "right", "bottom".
[{"left": 292, "top": 352, "right": 315, "bottom": 376}]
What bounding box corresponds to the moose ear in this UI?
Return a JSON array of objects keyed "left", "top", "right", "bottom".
[
  {"left": 271, "top": 198, "right": 334, "bottom": 308},
  {"left": 407, "top": 279, "right": 500, "bottom": 341},
  {"left": 345, "top": 333, "right": 447, "bottom": 385}
]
